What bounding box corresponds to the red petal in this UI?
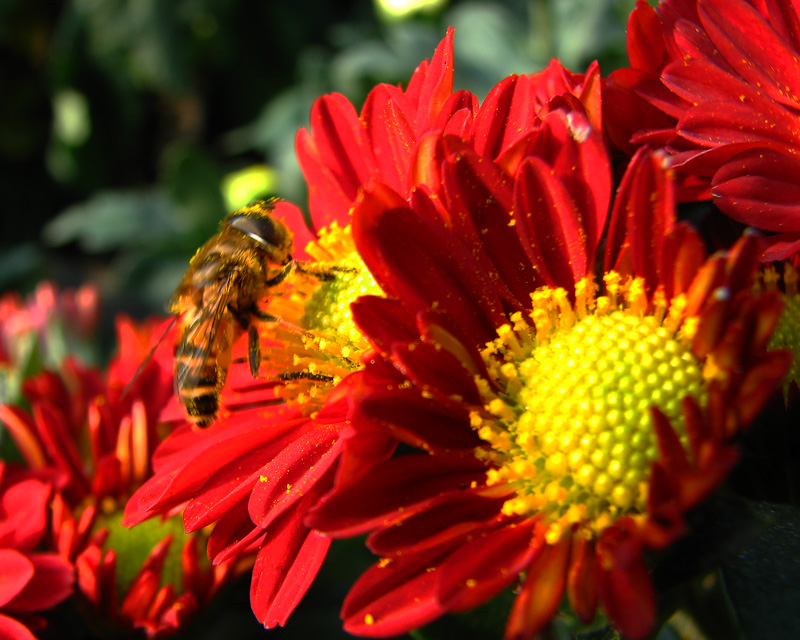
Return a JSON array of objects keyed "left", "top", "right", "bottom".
[
  {"left": 362, "top": 84, "right": 416, "bottom": 195},
  {"left": 352, "top": 183, "right": 505, "bottom": 343},
  {"left": 0, "top": 614, "right": 38, "bottom": 640},
  {"left": 0, "top": 475, "right": 49, "bottom": 552},
  {"left": 248, "top": 425, "right": 341, "bottom": 529},
  {"left": 0, "top": 550, "right": 34, "bottom": 608},
  {"left": 357, "top": 385, "right": 481, "bottom": 454},
  {"left": 678, "top": 99, "right": 800, "bottom": 151},
  {"left": 250, "top": 493, "right": 331, "bottom": 628},
  {"left": 438, "top": 518, "right": 540, "bottom": 612},
  {"left": 652, "top": 408, "right": 690, "bottom": 473},
  {"left": 341, "top": 545, "right": 451, "bottom": 637},
  {"left": 182, "top": 418, "right": 313, "bottom": 531},
  {"left": 534, "top": 99, "right": 611, "bottom": 253},
  {"left": 627, "top": 0, "right": 668, "bottom": 73},
  {"left": 596, "top": 521, "right": 656, "bottom": 640},
  {"left": 350, "top": 296, "right": 423, "bottom": 356},
  {"left": 307, "top": 454, "right": 486, "bottom": 537},
  {"left": 713, "top": 150, "right": 800, "bottom": 231},
  {"left": 206, "top": 496, "right": 263, "bottom": 563},
  {"left": 389, "top": 341, "right": 481, "bottom": 405},
  {"left": 412, "top": 26, "right": 454, "bottom": 134},
  {"left": 514, "top": 158, "right": 589, "bottom": 289},
  {"left": 367, "top": 489, "right": 506, "bottom": 556},
  {"left": 606, "top": 147, "right": 676, "bottom": 294},
  {"left": 737, "top": 351, "right": 794, "bottom": 426},
  {"left": 505, "top": 531, "right": 571, "bottom": 640},
  {"left": 660, "top": 222, "right": 706, "bottom": 299},
  {"left": 296, "top": 94, "right": 375, "bottom": 230},
  {"left": 566, "top": 535, "right": 598, "bottom": 624},
  {"left": 471, "top": 75, "right": 539, "bottom": 160},
  {"left": 442, "top": 148, "right": 538, "bottom": 308},
  {"left": 699, "top": 0, "right": 800, "bottom": 109},
  {"left": 6, "top": 553, "right": 73, "bottom": 612}
]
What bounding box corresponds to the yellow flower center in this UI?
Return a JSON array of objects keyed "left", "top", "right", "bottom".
[
  {"left": 472, "top": 275, "right": 708, "bottom": 542},
  {"left": 261, "top": 223, "right": 380, "bottom": 410}
]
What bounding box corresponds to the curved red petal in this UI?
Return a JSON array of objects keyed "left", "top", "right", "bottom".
[
  {"left": 389, "top": 341, "right": 481, "bottom": 405},
  {"left": 357, "top": 386, "right": 480, "bottom": 454},
  {"left": 341, "top": 545, "right": 451, "bottom": 638},
  {"left": 505, "top": 532, "right": 571, "bottom": 640},
  {"left": 596, "top": 521, "right": 656, "bottom": 640},
  {"left": 362, "top": 84, "right": 416, "bottom": 195},
  {"left": 352, "top": 184, "right": 505, "bottom": 343},
  {"left": 248, "top": 425, "right": 341, "bottom": 529},
  {"left": 471, "top": 75, "right": 539, "bottom": 160},
  {"left": 251, "top": 494, "right": 331, "bottom": 628},
  {"left": 699, "top": 0, "right": 800, "bottom": 109},
  {"left": 442, "top": 148, "right": 538, "bottom": 308},
  {"left": 412, "top": 26, "right": 454, "bottom": 134},
  {"left": 515, "top": 158, "right": 589, "bottom": 289},
  {"left": 366, "top": 489, "right": 506, "bottom": 556},
  {"left": 713, "top": 150, "right": 800, "bottom": 231},
  {"left": 0, "top": 550, "right": 34, "bottom": 608},
  {"left": 566, "top": 535, "right": 598, "bottom": 624},
  {"left": 438, "top": 519, "right": 540, "bottom": 613},
  {"left": 0, "top": 614, "right": 38, "bottom": 640},
  {"left": 307, "top": 454, "right": 486, "bottom": 537},
  {"left": 7, "top": 553, "right": 73, "bottom": 612}
]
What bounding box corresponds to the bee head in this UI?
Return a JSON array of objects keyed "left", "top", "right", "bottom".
[{"left": 227, "top": 206, "right": 293, "bottom": 265}]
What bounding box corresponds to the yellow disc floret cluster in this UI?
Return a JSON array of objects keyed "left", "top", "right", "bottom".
[
  {"left": 260, "top": 223, "right": 381, "bottom": 410},
  {"left": 471, "top": 275, "right": 708, "bottom": 542},
  {"left": 301, "top": 224, "right": 382, "bottom": 354}
]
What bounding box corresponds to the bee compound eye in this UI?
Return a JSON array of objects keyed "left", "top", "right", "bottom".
[{"left": 227, "top": 213, "right": 282, "bottom": 248}]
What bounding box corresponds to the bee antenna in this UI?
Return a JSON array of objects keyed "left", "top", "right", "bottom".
[{"left": 120, "top": 316, "right": 178, "bottom": 399}]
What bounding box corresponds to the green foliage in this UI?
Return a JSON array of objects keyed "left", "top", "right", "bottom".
[{"left": 2, "top": 0, "right": 632, "bottom": 321}]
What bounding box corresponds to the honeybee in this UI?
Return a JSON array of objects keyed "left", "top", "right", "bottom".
[{"left": 169, "top": 200, "right": 298, "bottom": 428}]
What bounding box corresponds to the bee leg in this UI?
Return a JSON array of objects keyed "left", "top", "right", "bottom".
[
  {"left": 275, "top": 371, "right": 335, "bottom": 383},
  {"left": 248, "top": 324, "right": 261, "bottom": 378},
  {"left": 295, "top": 261, "right": 357, "bottom": 282},
  {"left": 265, "top": 261, "right": 295, "bottom": 287},
  {"left": 249, "top": 307, "right": 278, "bottom": 323}
]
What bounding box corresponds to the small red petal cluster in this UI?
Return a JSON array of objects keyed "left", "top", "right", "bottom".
[
  {"left": 1, "top": 316, "right": 235, "bottom": 637},
  {"left": 605, "top": 0, "right": 800, "bottom": 260},
  {"left": 0, "top": 463, "right": 73, "bottom": 640}
]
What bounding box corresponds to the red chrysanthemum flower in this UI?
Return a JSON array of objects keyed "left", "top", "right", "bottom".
[
  {"left": 122, "top": 200, "right": 384, "bottom": 629},
  {"left": 307, "top": 129, "right": 791, "bottom": 640},
  {"left": 296, "top": 28, "right": 603, "bottom": 233},
  {"left": 0, "top": 315, "right": 235, "bottom": 637},
  {"left": 0, "top": 463, "right": 73, "bottom": 640},
  {"left": 605, "top": 0, "right": 800, "bottom": 260}
]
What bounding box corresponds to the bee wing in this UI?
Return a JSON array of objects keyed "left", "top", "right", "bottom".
[{"left": 174, "top": 274, "right": 237, "bottom": 396}]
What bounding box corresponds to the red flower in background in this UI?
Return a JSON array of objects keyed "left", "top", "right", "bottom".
[
  {"left": 0, "top": 463, "right": 73, "bottom": 640},
  {"left": 0, "top": 316, "right": 236, "bottom": 637},
  {"left": 307, "top": 106, "right": 790, "bottom": 640},
  {"left": 605, "top": 0, "right": 800, "bottom": 260}
]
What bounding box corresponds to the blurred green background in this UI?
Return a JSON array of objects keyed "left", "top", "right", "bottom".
[{"left": 1, "top": 0, "right": 633, "bottom": 331}]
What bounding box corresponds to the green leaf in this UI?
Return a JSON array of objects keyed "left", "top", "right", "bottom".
[{"left": 42, "top": 189, "right": 177, "bottom": 252}]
